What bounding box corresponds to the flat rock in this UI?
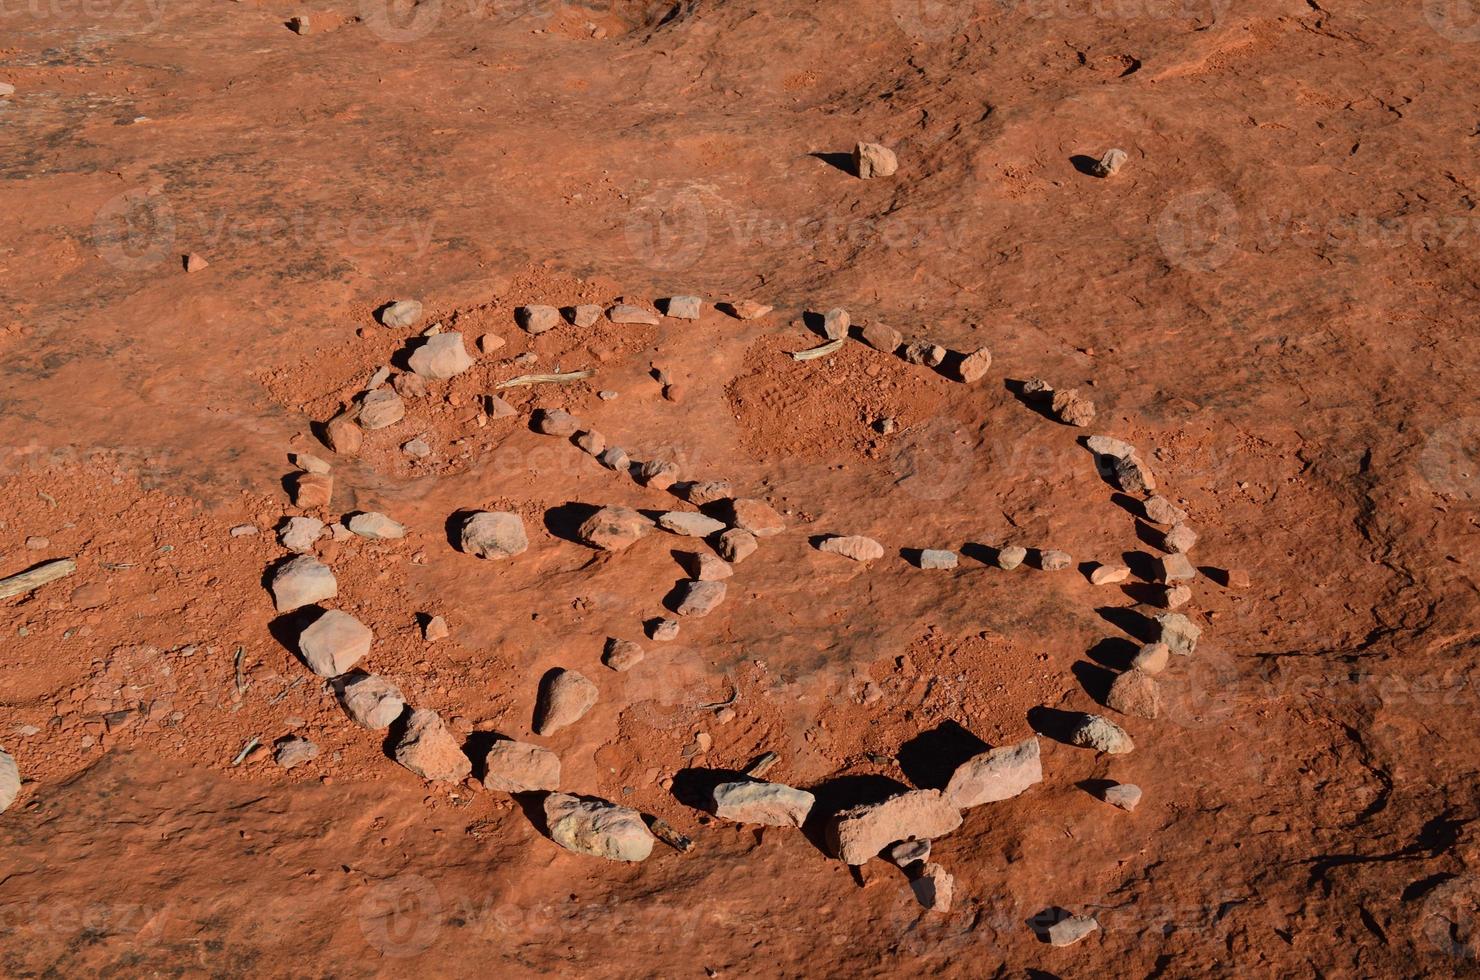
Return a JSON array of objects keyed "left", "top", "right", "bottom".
[
  {"left": 293, "top": 452, "right": 331, "bottom": 474},
  {"left": 1068, "top": 714, "right": 1134, "bottom": 754},
  {"left": 822, "top": 308, "right": 850, "bottom": 339},
  {"left": 1086, "top": 434, "right": 1137, "bottom": 459},
  {"left": 270, "top": 556, "right": 337, "bottom": 612},
  {"left": 607, "top": 303, "right": 659, "bottom": 325},
  {"left": 945, "top": 737, "right": 1043, "bottom": 807},
  {"left": 570, "top": 304, "right": 603, "bottom": 328},
  {"left": 918, "top": 549, "right": 957, "bottom": 569},
  {"left": 339, "top": 673, "right": 406, "bottom": 729},
  {"left": 1158, "top": 584, "right": 1192, "bottom": 609},
  {"left": 956, "top": 346, "right": 992, "bottom": 383},
  {"left": 725, "top": 300, "right": 772, "bottom": 320},
  {"left": 478, "top": 333, "right": 505, "bottom": 353},
  {"left": 380, "top": 299, "right": 423, "bottom": 328},
  {"left": 1106, "top": 669, "right": 1162, "bottom": 719},
  {"left": 229, "top": 523, "right": 257, "bottom": 538},
  {"left": 460, "top": 511, "right": 528, "bottom": 559},
  {"left": 997, "top": 545, "right": 1027, "bottom": 570},
  {"left": 686, "top": 553, "right": 733, "bottom": 581},
  {"left": 911, "top": 863, "right": 954, "bottom": 913},
  {"left": 292, "top": 472, "right": 332, "bottom": 509},
  {"left": 273, "top": 736, "right": 319, "bottom": 770},
  {"left": 394, "top": 708, "right": 471, "bottom": 782},
  {"left": 658, "top": 511, "right": 727, "bottom": 537},
  {"left": 1090, "top": 563, "right": 1131, "bottom": 585},
  {"left": 408, "top": 332, "right": 474, "bottom": 379},
  {"left": 1104, "top": 783, "right": 1142, "bottom": 811},
  {"left": 358, "top": 388, "right": 406, "bottom": 430},
  {"left": 299, "top": 609, "right": 372, "bottom": 677},
  {"left": 483, "top": 739, "right": 561, "bottom": 793},
  {"left": 578, "top": 506, "right": 650, "bottom": 551},
  {"left": 664, "top": 296, "right": 703, "bottom": 319},
  {"left": 827, "top": 789, "right": 962, "bottom": 865},
  {"left": 532, "top": 408, "right": 580, "bottom": 436},
  {"left": 533, "top": 669, "right": 598, "bottom": 735},
  {"left": 717, "top": 528, "right": 758, "bottom": 563},
  {"left": 1143, "top": 495, "right": 1187, "bottom": 525},
  {"left": 0, "top": 750, "right": 18, "bottom": 813},
  {"left": 1156, "top": 612, "right": 1202, "bottom": 656},
  {"left": 854, "top": 141, "right": 898, "bottom": 178},
  {"left": 516, "top": 305, "right": 561, "bottom": 334},
  {"left": 402, "top": 437, "right": 431, "bottom": 459},
  {"left": 859, "top": 320, "right": 902, "bottom": 353},
  {"left": 1046, "top": 914, "right": 1100, "bottom": 947},
  {"left": 279, "top": 516, "right": 325, "bottom": 553},
  {"left": 724, "top": 498, "right": 785, "bottom": 536},
  {"left": 544, "top": 793, "right": 655, "bottom": 862},
  {"left": 712, "top": 780, "right": 815, "bottom": 827},
  {"left": 347, "top": 512, "right": 405, "bottom": 540},
  {"left": 1159, "top": 552, "right": 1196, "bottom": 582},
  {"left": 818, "top": 535, "right": 884, "bottom": 562},
  {"left": 674, "top": 580, "right": 726, "bottom": 617},
  {"left": 639, "top": 459, "right": 681, "bottom": 490},
  {"left": 602, "top": 638, "right": 645, "bottom": 672},
  {"left": 1131, "top": 641, "right": 1170, "bottom": 674}
]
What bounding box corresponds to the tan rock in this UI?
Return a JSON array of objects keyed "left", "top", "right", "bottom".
[
  {"left": 638, "top": 459, "right": 680, "bottom": 490},
  {"left": 577, "top": 506, "right": 650, "bottom": 551},
  {"left": 1131, "top": 642, "right": 1170, "bottom": 674},
  {"left": 903, "top": 340, "right": 946, "bottom": 367},
  {"left": 532, "top": 408, "right": 580, "bottom": 437},
  {"left": 1164, "top": 523, "right": 1198, "bottom": 554},
  {"left": 483, "top": 739, "right": 560, "bottom": 793},
  {"left": 911, "top": 862, "right": 954, "bottom": 913},
  {"left": 459, "top": 511, "right": 529, "bottom": 560},
  {"left": 818, "top": 535, "right": 884, "bottom": 562},
  {"left": 607, "top": 303, "right": 659, "bottom": 325},
  {"left": 1051, "top": 388, "right": 1096, "bottom": 427},
  {"left": 944, "top": 737, "right": 1042, "bottom": 808},
  {"left": 408, "top": 332, "right": 474, "bottom": 380},
  {"left": 859, "top": 320, "right": 902, "bottom": 353},
  {"left": 394, "top": 708, "right": 471, "bottom": 782},
  {"left": 358, "top": 389, "right": 405, "bottom": 430},
  {"left": 996, "top": 545, "right": 1027, "bottom": 570},
  {"left": 1106, "top": 669, "right": 1162, "bottom": 719},
  {"left": 822, "top": 308, "right": 850, "bottom": 339},
  {"left": 380, "top": 299, "right": 423, "bottom": 328},
  {"left": 853, "top": 141, "right": 898, "bottom": 178},
  {"left": 1090, "top": 563, "right": 1131, "bottom": 585},
  {"left": 1039, "top": 549, "right": 1072, "bottom": 571},
  {"left": 658, "top": 511, "right": 727, "bottom": 537},
  {"left": 724, "top": 498, "right": 785, "bottom": 536},
  {"left": 717, "top": 528, "right": 758, "bottom": 563},
  {"left": 325, "top": 413, "right": 363, "bottom": 456},
  {"left": 533, "top": 669, "right": 598, "bottom": 735},
  {"left": 298, "top": 609, "right": 372, "bottom": 677},
  {"left": 570, "top": 304, "right": 603, "bottom": 328},
  {"left": 956, "top": 346, "right": 992, "bottom": 383},
  {"left": 1143, "top": 494, "right": 1186, "bottom": 525},
  {"left": 711, "top": 781, "right": 815, "bottom": 827},
  {"left": 602, "top": 638, "right": 645, "bottom": 672},
  {"left": 292, "top": 472, "right": 333, "bottom": 509},
  {"left": 339, "top": 674, "right": 405, "bottom": 729},
  {"left": 270, "top": 556, "right": 337, "bottom": 612},
  {"left": 515, "top": 305, "right": 561, "bottom": 334},
  {"left": 674, "top": 580, "right": 726, "bottom": 617},
  {"left": 1114, "top": 453, "right": 1157, "bottom": 493},
  {"left": 544, "top": 793, "right": 655, "bottom": 861},
  {"left": 827, "top": 789, "right": 962, "bottom": 865}
]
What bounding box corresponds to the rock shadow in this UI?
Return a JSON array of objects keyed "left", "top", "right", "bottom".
[{"left": 542, "top": 502, "right": 603, "bottom": 546}]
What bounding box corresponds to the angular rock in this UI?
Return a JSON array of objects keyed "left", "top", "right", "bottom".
[
  {"left": 649, "top": 618, "right": 680, "bottom": 642},
  {"left": 1113, "top": 453, "right": 1157, "bottom": 494},
  {"left": 602, "top": 638, "right": 645, "bottom": 672},
  {"left": 1103, "top": 783, "right": 1142, "bottom": 811},
  {"left": 1143, "top": 495, "right": 1187, "bottom": 525},
  {"left": 423, "top": 615, "right": 449, "bottom": 641},
  {"left": 516, "top": 305, "right": 561, "bottom": 334},
  {"left": 274, "top": 736, "right": 319, "bottom": 770},
  {"left": 270, "top": 555, "right": 337, "bottom": 612},
  {"left": 408, "top": 332, "right": 474, "bottom": 380},
  {"left": 1092, "top": 147, "right": 1128, "bottom": 178},
  {"left": 853, "top": 141, "right": 898, "bottom": 178},
  {"left": 358, "top": 388, "right": 406, "bottom": 430},
  {"left": 1051, "top": 389, "right": 1096, "bottom": 427},
  {"left": 299, "top": 609, "right": 372, "bottom": 677},
  {"left": 544, "top": 793, "right": 655, "bottom": 862},
  {"left": 827, "top": 789, "right": 962, "bottom": 865},
  {"left": 1090, "top": 563, "right": 1131, "bottom": 585},
  {"left": 686, "top": 553, "right": 733, "bottom": 581},
  {"left": 483, "top": 739, "right": 561, "bottom": 793},
  {"left": 402, "top": 437, "right": 431, "bottom": 459},
  {"left": 887, "top": 839, "right": 930, "bottom": 867},
  {"left": 1086, "top": 434, "right": 1136, "bottom": 460},
  {"left": 394, "top": 372, "right": 429, "bottom": 399},
  {"left": 1158, "top": 584, "right": 1192, "bottom": 609},
  {"left": 711, "top": 780, "right": 815, "bottom": 827},
  {"left": 675, "top": 481, "right": 730, "bottom": 507},
  {"left": 1163, "top": 523, "right": 1198, "bottom": 554},
  {"left": 818, "top": 535, "right": 884, "bottom": 562},
  {"left": 347, "top": 512, "right": 406, "bottom": 540},
  {"left": 533, "top": 668, "right": 598, "bottom": 735},
  {"left": 955, "top": 346, "right": 993, "bottom": 383},
  {"left": 607, "top": 303, "right": 660, "bottom": 325},
  {"left": 822, "top": 308, "right": 850, "bottom": 340},
  {"left": 996, "top": 545, "right": 1027, "bottom": 570},
  {"left": 723, "top": 498, "right": 785, "bottom": 536},
  {"left": 638, "top": 459, "right": 680, "bottom": 490},
  {"left": 570, "top": 304, "right": 603, "bottom": 328},
  {"left": 903, "top": 340, "right": 946, "bottom": 367},
  {"left": 1046, "top": 914, "right": 1100, "bottom": 947},
  {"left": 230, "top": 524, "right": 257, "bottom": 538},
  {"left": 380, "top": 299, "right": 423, "bottom": 328},
  {"left": 279, "top": 516, "right": 325, "bottom": 553},
  {"left": 575, "top": 429, "right": 605, "bottom": 456},
  {"left": 577, "top": 506, "right": 650, "bottom": 551},
  {"left": 1106, "top": 669, "right": 1162, "bottom": 719},
  {"left": 0, "top": 749, "right": 18, "bottom": 814},
  {"left": 859, "top": 320, "right": 902, "bottom": 353},
  {"left": 664, "top": 296, "right": 703, "bottom": 319},
  {"left": 725, "top": 300, "right": 772, "bottom": 320},
  {"left": 658, "top": 511, "right": 727, "bottom": 537},
  {"left": 911, "top": 863, "right": 954, "bottom": 913},
  {"left": 340, "top": 673, "right": 406, "bottom": 729},
  {"left": 1039, "top": 549, "right": 1072, "bottom": 571},
  {"left": 478, "top": 333, "right": 505, "bottom": 353},
  {"left": 598, "top": 446, "right": 630, "bottom": 471},
  {"left": 918, "top": 549, "right": 958, "bottom": 570},
  {"left": 1022, "top": 377, "right": 1054, "bottom": 399},
  {"left": 459, "top": 511, "right": 529, "bottom": 560},
  {"left": 1156, "top": 612, "right": 1202, "bottom": 656},
  {"left": 717, "top": 528, "right": 758, "bottom": 564},
  {"left": 292, "top": 472, "right": 333, "bottom": 509},
  {"left": 532, "top": 408, "right": 580, "bottom": 436},
  {"left": 394, "top": 708, "right": 471, "bottom": 782},
  {"left": 1158, "top": 552, "right": 1196, "bottom": 583},
  {"left": 1131, "top": 641, "right": 1170, "bottom": 674},
  {"left": 293, "top": 452, "right": 331, "bottom": 474},
  {"left": 945, "top": 737, "right": 1042, "bottom": 808},
  {"left": 485, "top": 394, "right": 518, "bottom": 419},
  {"left": 674, "top": 579, "right": 726, "bottom": 617},
  {"left": 1068, "top": 714, "right": 1134, "bottom": 754}
]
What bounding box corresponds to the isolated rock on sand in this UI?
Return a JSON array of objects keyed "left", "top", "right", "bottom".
[
  {"left": 955, "top": 346, "right": 993, "bottom": 383},
  {"left": 292, "top": 472, "right": 332, "bottom": 509},
  {"left": 818, "top": 535, "right": 884, "bottom": 562},
  {"left": 1113, "top": 453, "right": 1157, "bottom": 494},
  {"left": 478, "top": 333, "right": 505, "bottom": 354},
  {"left": 859, "top": 320, "right": 903, "bottom": 353},
  {"left": 516, "top": 305, "right": 561, "bottom": 334},
  {"left": 723, "top": 498, "right": 785, "bottom": 536},
  {"left": 945, "top": 737, "right": 1043, "bottom": 807},
  {"left": 402, "top": 437, "right": 431, "bottom": 459},
  {"left": 1091, "top": 147, "right": 1128, "bottom": 177},
  {"left": 1040, "top": 549, "right": 1072, "bottom": 571},
  {"left": 394, "top": 708, "right": 472, "bottom": 782},
  {"left": 639, "top": 459, "right": 681, "bottom": 490},
  {"left": 888, "top": 839, "right": 930, "bottom": 867},
  {"left": 348, "top": 512, "right": 406, "bottom": 539},
  {"left": 1103, "top": 783, "right": 1142, "bottom": 811},
  {"left": 1131, "top": 641, "right": 1171, "bottom": 674},
  {"left": 675, "top": 580, "right": 726, "bottom": 617},
  {"left": 602, "top": 638, "right": 645, "bottom": 672},
  {"left": 1155, "top": 612, "right": 1202, "bottom": 656},
  {"left": 279, "top": 516, "right": 325, "bottom": 553},
  {"left": 570, "top": 304, "right": 603, "bottom": 328},
  {"left": 717, "top": 528, "right": 758, "bottom": 563},
  {"left": 380, "top": 299, "right": 423, "bottom": 328},
  {"left": 607, "top": 303, "right": 660, "bottom": 325},
  {"left": 918, "top": 549, "right": 957, "bottom": 569},
  {"left": 273, "top": 736, "right": 319, "bottom": 770},
  {"left": 853, "top": 141, "right": 898, "bottom": 178},
  {"left": 822, "top": 308, "right": 850, "bottom": 340},
  {"left": 997, "top": 545, "right": 1027, "bottom": 570},
  {"left": 712, "top": 781, "right": 816, "bottom": 827},
  {"left": 903, "top": 340, "right": 946, "bottom": 367},
  {"left": 1086, "top": 434, "right": 1136, "bottom": 459},
  {"left": 827, "top": 789, "right": 962, "bottom": 865},
  {"left": 340, "top": 673, "right": 405, "bottom": 729},
  {"left": 0, "top": 750, "right": 18, "bottom": 813},
  {"left": 299, "top": 609, "right": 372, "bottom": 677},
  {"left": 1143, "top": 494, "right": 1187, "bottom": 525},
  {"left": 1045, "top": 914, "right": 1100, "bottom": 947},
  {"left": 358, "top": 388, "right": 405, "bottom": 430},
  {"left": 1090, "top": 563, "right": 1131, "bottom": 585},
  {"left": 532, "top": 408, "right": 580, "bottom": 437},
  {"left": 911, "top": 863, "right": 954, "bottom": 913},
  {"left": 544, "top": 793, "right": 655, "bottom": 862},
  {"left": 578, "top": 506, "right": 650, "bottom": 551},
  {"left": 1051, "top": 389, "right": 1096, "bottom": 427},
  {"left": 1106, "top": 669, "right": 1162, "bottom": 719},
  {"left": 658, "top": 511, "right": 727, "bottom": 537},
  {"left": 270, "top": 555, "right": 337, "bottom": 612},
  {"left": 483, "top": 740, "right": 561, "bottom": 793},
  {"left": 408, "top": 332, "right": 474, "bottom": 379},
  {"left": 423, "top": 615, "right": 449, "bottom": 641},
  {"left": 1069, "top": 714, "right": 1134, "bottom": 754},
  {"left": 664, "top": 296, "right": 703, "bottom": 319},
  {"left": 459, "top": 511, "right": 528, "bottom": 559},
  {"left": 533, "top": 669, "right": 599, "bottom": 735},
  {"left": 687, "top": 553, "right": 733, "bottom": 581},
  {"left": 598, "top": 446, "right": 630, "bottom": 471},
  {"left": 1164, "top": 523, "right": 1198, "bottom": 554}
]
